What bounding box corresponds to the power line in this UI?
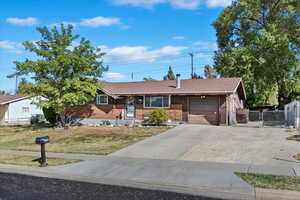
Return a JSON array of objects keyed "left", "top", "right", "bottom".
[
  {"left": 106, "top": 63, "right": 211, "bottom": 77},
  {"left": 103, "top": 51, "right": 215, "bottom": 66}
]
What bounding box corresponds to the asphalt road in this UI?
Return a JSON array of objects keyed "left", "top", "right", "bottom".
[{"left": 0, "top": 172, "right": 223, "bottom": 200}]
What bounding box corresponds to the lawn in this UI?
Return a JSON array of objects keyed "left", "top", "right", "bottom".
[
  {"left": 0, "top": 125, "right": 169, "bottom": 155},
  {"left": 236, "top": 173, "right": 300, "bottom": 191},
  {"left": 0, "top": 154, "right": 81, "bottom": 167}
]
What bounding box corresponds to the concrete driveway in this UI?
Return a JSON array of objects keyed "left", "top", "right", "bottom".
[{"left": 111, "top": 123, "right": 300, "bottom": 167}]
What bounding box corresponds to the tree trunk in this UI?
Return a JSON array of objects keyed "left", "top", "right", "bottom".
[{"left": 59, "top": 112, "right": 68, "bottom": 129}]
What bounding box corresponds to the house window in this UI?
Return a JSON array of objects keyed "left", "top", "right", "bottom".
[
  {"left": 144, "top": 96, "right": 170, "bottom": 108},
  {"left": 96, "top": 95, "right": 108, "bottom": 105},
  {"left": 22, "top": 107, "right": 29, "bottom": 113}
]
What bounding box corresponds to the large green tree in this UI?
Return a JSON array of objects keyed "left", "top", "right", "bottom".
[
  {"left": 213, "top": 0, "right": 300, "bottom": 108},
  {"left": 9, "top": 24, "right": 108, "bottom": 126},
  {"left": 163, "top": 66, "right": 176, "bottom": 80}
]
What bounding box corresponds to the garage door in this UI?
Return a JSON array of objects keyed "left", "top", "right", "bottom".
[{"left": 189, "top": 96, "right": 219, "bottom": 125}]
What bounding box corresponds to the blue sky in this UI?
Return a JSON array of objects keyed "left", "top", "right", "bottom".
[{"left": 0, "top": 0, "right": 230, "bottom": 93}]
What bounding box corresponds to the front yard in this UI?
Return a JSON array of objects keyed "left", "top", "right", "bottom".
[
  {"left": 0, "top": 125, "right": 169, "bottom": 155},
  {"left": 236, "top": 173, "right": 300, "bottom": 191}
]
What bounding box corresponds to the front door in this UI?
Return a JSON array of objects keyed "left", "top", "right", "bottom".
[{"left": 126, "top": 97, "right": 135, "bottom": 119}]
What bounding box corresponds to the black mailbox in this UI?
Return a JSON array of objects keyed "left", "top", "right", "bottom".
[
  {"left": 34, "top": 136, "right": 50, "bottom": 167},
  {"left": 36, "top": 136, "right": 50, "bottom": 144}
]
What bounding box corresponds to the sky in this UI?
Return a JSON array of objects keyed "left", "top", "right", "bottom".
[{"left": 0, "top": 0, "right": 230, "bottom": 93}]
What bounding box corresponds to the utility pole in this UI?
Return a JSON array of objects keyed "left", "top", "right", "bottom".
[
  {"left": 131, "top": 72, "right": 134, "bottom": 80},
  {"left": 189, "top": 53, "right": 194, "bottom": 78}
]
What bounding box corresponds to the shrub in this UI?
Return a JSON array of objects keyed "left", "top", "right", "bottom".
[
  {"left": 149, "top": 109, "right": 168, "bottom": 125},
  {"left": 30, "top": 114, "right": 44, "bottom": 125},
  {"left": 42, "top": 107, "right": 58, "bottom": 125}
]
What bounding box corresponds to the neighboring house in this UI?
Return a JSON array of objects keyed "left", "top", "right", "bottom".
[
  {"left": 0, "top": 94, "right": 43, "bottom": 124},
  {"left": 67, "top": 77, "right": 246, "bottom": 126}
]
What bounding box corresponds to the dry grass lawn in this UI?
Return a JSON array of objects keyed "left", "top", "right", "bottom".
[
  {"left": 0, "top": 154, "right": 81, "bottom": 167},
  {"left": 236, "top": 173, "right": 300, "bottom": 191},
  {"left": 0, "top": 125, "right": 169, "bottom": 155}
]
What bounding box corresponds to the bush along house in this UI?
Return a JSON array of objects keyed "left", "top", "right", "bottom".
[{"left": 67, "top": 76, "right": 246, "bottom": 126}]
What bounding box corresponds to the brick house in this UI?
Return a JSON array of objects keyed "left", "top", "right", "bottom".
[{"left": 67, "top": 77, "right": 246, "bottom": 125}]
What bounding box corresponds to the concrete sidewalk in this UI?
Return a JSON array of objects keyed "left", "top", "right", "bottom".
[
  {"left": 0, "top": 157, "right": 255, "bottom": 200},
  {"left": 1, "top": 156, "right": 299, "bottom": 200}
]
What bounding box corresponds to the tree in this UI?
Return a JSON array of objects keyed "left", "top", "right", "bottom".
[
  {"left": 42, "top": 107, "right": 59, "bottom": 125},
  {"left": 9, "top": 24, "right": 108, "bottom": 126},
  {"left": 143, "top": 77, "right": 156, "bottom": 81},
  {"left": 18, "top": 78, "right": 28, "bottom": 94},
  {"left": 191, "top": 72, "right": 203, "bottom": 79},
  {"left": 163, "top": 66, "right": 176, "bottom": 80},
  {"left": 0, "top": 90, "right": 6, "bottom": 95},
  {"left": 204, "top": 65, "right": 217, "bottom": 79},
  {"left": 213, "top": 0, "right": 300, "bottom": 108}
]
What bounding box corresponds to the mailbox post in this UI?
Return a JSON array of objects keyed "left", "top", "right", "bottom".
[{"left": 35, "top": 136, "right": 50, "bottom": 167}]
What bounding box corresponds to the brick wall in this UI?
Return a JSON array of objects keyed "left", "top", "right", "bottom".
[
  {"left": 171, "top": 96, "right": 188, "bottom": 121},
  {"left": 67, "top": 103, "right": 182, "bottom": 121},
  {"left": 135, "top": 104, "right": 183, "bottom": 121},
  {"left": 66, "top": 104, "right": 125, "bottom": 119}
]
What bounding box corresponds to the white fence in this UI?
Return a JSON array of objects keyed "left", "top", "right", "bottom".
[{"left": 285, "top": 100, "right": 300, "bottom": 129}]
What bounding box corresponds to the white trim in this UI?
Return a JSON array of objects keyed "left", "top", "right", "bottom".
[
  {"left": 143, "top": 95, "right": 171, "bottom": 109},
  {"left": 232, "top": 78, "right": 247, "bottom": 100},
  {"left": 96, "top": 95, "right": 108, "bottom": 105}
]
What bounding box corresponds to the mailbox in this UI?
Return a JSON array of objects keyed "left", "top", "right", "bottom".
[
  {"left": 35, "top": 136, "right": 50, "bottom": 144},
  {"left": 34, "top": 136, "right": 49, "bottom": 167}
]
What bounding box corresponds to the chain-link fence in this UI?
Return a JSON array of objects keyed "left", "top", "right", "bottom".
[
  {"left": 262, "top": 110, "right": 285, "bottom": 127},
  {"left": 249, "top": 111, "right": 261, "bottom": 121},
  {"left": 249, "top": 110, "right": 285, "bottom": 127}
]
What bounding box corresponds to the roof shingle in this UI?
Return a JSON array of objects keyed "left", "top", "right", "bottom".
[
  {"left": 0, "top": 94, "right": 29, "bottom": 105},
  {"left": 100, "top": 78, "right": 243, "bottom": 96}
]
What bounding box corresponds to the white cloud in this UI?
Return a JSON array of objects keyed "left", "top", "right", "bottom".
[
  {"left": 0, "top": 40, "right": 22, "bottom": 53},
  {"left": 195, "top": 52, "right": 212, "bottom": 58},
  {"left": 49, "top": 21, "right": 77, "bottom": 28},
  {"left": 112, "top": 0, "right": 165, "bottom": 8},
  {"left": 6, "top": 17, "right": 38, "bottom": 25},
  {"left": 113, "top": 0, "right": 231, "bottom": 9},
  {"left": 102, "top": 45, "right": 187, "bottom": 62},
  {"left": 193, "top": 41, "right": 217, "bottom": 50},
  {"left": 112, "top": 0, "right": 200, "bottom": 9},
  {"left": 172, "top": 36, "right": 185, "bottom": 40},
  {"left": 171, "top": 0, "right": 201, "bottom": 9},
  {"left": 0, "top": 41, "right": 17, "bottom": 49},
  {"left": 205, "top": 0, "right": 231, "bottom": 8},
  {"left": 80, "top": 16, "right": 120, "bottom": 27},
  {"left": 105, "top": 72, "right": 126, "bottom": 80}
]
